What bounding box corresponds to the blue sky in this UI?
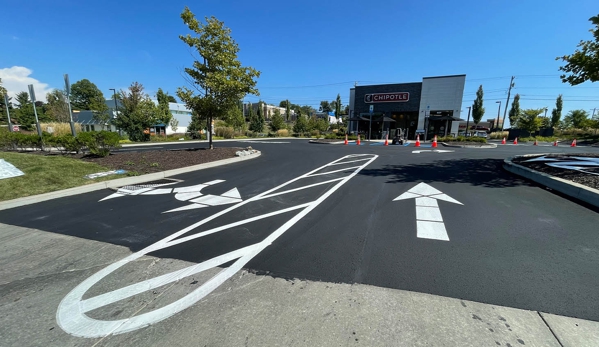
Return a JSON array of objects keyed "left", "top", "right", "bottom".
[{"left": 1, "top": 0, "right": 598, "bottom": 126}]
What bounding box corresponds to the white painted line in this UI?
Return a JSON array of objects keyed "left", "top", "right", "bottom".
[
  {"left": 393, "top": 183, "right": 462, "bottom": 242},
  {"left": 221, "top": 188, "right": 241, "bottom": 199},
  {"left": 328, "top": 158, "right": 371, "bottom": 166},
  {"left": 416, "top": 221, "right": 450, "bottom": 241},
  {"left": 174, "top": 192, "right": 204, "bottom": 201},
  {"left": 305, "top": 166, "right": 361, "bottom": 177},
  {"left": 189, "top": 194, "right": 241, "bottom": 206},
  {"left": 58, "top": 154, "right": 378, "bottom": 337},
  {"left": 204, "top": 179, "right": 226, "bottom": 185},
  {"left": 173, "top": 184, "right": 208, "bottom": 193},
  {"left": 258, "top": 178, "right": 344, "bottom": 200},
  {"left": 141, "top": 188, "right": 173, "bottom": 195},
  {"left": 163, "top": 204, "right": 207, "bottom": 213},
  {"left": 416, "top": 206, "right": 443, "bottom": 222}
]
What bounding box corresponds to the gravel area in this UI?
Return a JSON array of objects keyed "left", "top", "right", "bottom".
[
  {"left": 513, "top": 153, "right": 599, "bottom": 190},
  {"left": 82, "top": 147, "right": 243, "bottom": 174}
]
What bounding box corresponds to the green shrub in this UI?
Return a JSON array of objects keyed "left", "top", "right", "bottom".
[
  {"left": 215, "top": 127, "right": 235, "bottom": 139},
  {"left": 77, "top": 131, "right": 121, "bottom": 157},
  {"left": 310, "top": 130, "right": 320, "bottom": 138}
]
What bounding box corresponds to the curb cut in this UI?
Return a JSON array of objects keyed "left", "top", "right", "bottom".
[
  {"left": 503, "top": 154, "right": 599, "bottom": 209},
  {"left": 0, "top": 151, "right": 262, "bottom": 211}
]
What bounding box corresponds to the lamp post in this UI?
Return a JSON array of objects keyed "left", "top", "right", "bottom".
[
  {"left": 495, "top": 101, "right": 501, "bottom": 132},
  {"left": 64, "top": 74, "right": 76, "bottom": 136},
  {"left": 465, "top": 106, "right": 471, "bottom": 136},
  {"left": 109, "top": 89, "right": 119, "bottom": 135},
  {"left": 3, "top": 93, "right": 13, "bottom": 132}
]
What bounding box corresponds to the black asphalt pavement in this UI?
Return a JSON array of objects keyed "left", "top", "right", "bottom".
[{"left": 2, "top": 139, "right": 599, "bottom": 321}]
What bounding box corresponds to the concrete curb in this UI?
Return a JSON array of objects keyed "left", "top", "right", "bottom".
[
  {"left": 120, "top": 138, "right": 303, "bottom": 147},
  {"left": 503, "top": 154, "right": 599, "bottom": 208},
  {"left": 308, "top": 140, "right": 345, "bottom": 145},
  {"left": 0, "top": 151, "right": 261, "bottom": 211},
  {"left": 441, "top": 142, "right": 497, "bottom": 148}
]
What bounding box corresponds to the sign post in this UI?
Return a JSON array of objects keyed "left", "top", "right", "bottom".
[
  {"left": 27, "top": 84, "right": 43, "bottom": 138},
  {"left": 64, "top": 74, "right": 77, "bottom": 137},
  {"left": 3, "top": 93, "right": 13, "bottom": 132},
  {"left": 369, "top": 105, "right": 374, "bottom": 141},
  {"left": 424, "top": 105, "right": 430, "bottom": 141}
]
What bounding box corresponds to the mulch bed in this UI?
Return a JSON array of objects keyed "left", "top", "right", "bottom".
[{"left": 512, "top": 153, "right": 599, "bottom": 190}]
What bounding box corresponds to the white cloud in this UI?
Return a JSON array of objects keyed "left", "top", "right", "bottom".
[{"left": 0, "top": 66, "right": 53, "bottom": 103}]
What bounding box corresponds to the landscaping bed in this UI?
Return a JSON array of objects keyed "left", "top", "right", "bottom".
[{"left": 512, "top": 153, "right": 599, "bottom": 190}]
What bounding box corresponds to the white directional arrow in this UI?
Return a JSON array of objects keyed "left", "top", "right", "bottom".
[{"left": 393, "top": 183, "right": 462, "bottom": 241}]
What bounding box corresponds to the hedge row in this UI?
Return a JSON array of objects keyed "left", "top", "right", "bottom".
[{"left": 0, "top": 130, "right": 121, "bottom": 157}]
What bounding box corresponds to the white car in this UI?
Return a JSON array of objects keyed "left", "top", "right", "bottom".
[{"left": 473, "top": 131, "right": 488, "bottom": 138}]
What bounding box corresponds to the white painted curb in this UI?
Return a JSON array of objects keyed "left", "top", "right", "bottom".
[
  {"left": 503, "top": 154, "right": 599, "bottom": 208},
  {"left": 0, "top": 152, "right": 261, "bottom": 211}
]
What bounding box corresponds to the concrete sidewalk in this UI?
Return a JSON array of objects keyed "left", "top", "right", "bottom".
[{"left": 1, "top": 222, "right": 597, "bottom": 346}]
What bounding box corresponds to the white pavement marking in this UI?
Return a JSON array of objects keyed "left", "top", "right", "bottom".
[
  {"left": 393, "top": 183, "right": 462, "bottom": 241},
  {"left": 305, "top": 166, "right": 361, "bottom": 177},
  {"left": 57, "top": 154, "right": 378, "bottom": 338},
  {"left": 412, "top": 150, "right": 454, "bottom": 154}
]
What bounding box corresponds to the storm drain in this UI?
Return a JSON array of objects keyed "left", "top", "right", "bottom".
[{"left": 109, "top": 178, "right": 182, "bottom": 191}]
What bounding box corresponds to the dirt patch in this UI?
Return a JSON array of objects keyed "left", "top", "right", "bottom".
[{"left": 512, "top": 153, "right": 599, "bottom": 190}]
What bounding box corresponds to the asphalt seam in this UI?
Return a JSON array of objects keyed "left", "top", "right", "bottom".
[{"left": 537, "top": 312, "right": 565, "bottom": 347}]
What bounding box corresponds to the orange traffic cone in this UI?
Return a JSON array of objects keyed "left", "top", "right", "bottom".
[
  {"left": 501, "top": 137, "right": 506, "bottom": 145},
  {"left": 344, "top": 134, "right": 348, "bottom": 145},
  {"left": 533, "top": 139, "right": 538, "bottom": 146},
  {"left": 415, "top": 134, "right": 421, "bottom": 147},
  {"left": 356, "top": 135, "right": 361, "bottom": 145},
  {"left": 432, "top": 135, "right": 438, "bottom": 148},
  {"left": 513, "top": 137, "right": 518, "bottom": 145},
  {"left": 384, "top": 134, "right": 389, "bottom": 146},
  {"left": 553, "top": 140, "right": 558, "bottom": 146},
  {"left": 571, "top": 138, "right": 577, "bottom": 147}
]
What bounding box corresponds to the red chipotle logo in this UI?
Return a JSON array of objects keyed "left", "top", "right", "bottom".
[{"left": 364, "top": 92, "right": 409, "bottom": 103}]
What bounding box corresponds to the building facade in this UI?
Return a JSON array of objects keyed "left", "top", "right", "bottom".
[{"left": 349, "top": 75, "right": 466, "bottom": 140}]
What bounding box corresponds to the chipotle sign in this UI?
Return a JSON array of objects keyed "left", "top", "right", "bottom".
[{"left": 364, "top": 92, "right": 409, "bottom": 103}]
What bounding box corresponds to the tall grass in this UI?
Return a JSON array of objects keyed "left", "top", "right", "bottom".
[
  {"left": 489, "top": 131, "right": 508, "bottom": 139},
  {"left": 40, "top": 122, "right": 82, "bottom": 136}
]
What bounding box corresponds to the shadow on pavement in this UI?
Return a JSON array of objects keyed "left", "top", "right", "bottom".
[{"left": 359, "top": 158, "right": 534, "bottom": 188}]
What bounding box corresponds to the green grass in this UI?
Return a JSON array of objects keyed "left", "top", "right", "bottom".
[{"left": 0, "top": 152, "right": 122, "bottom": 201}]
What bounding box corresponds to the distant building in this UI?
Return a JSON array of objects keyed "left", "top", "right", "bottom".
[
  {"left": 244, "top": 103, "right": 296, "bottom": 121},
  {"left": 103, "top": 99, "right": 193, "bottom": 135}
]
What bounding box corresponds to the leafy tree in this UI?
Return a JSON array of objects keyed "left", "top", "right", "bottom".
[
  {"left": 113, "top": 82, "right": 161, "bottom": 142},
  {"left": 472, "top": 85, "right": 485, "bottom": 126},
  {"left": 319, "top": 101, "right": 332, "bottom": 113},
  {"left": 279, "top": 100, "right": 287, "bottom": 107},
  {"left": 0, "top": 80, "right": 12, "bottom": 124},
  {"left": 247, "top": 102, "right": 253, "bottom": 121},
  {"left": 589, "top": 117, "right": 599, "bottom": 134},
  {"left": 45, "top": 89, "right": 71, "bottom": 122},
  {"left": 270, "top": 108, "right": 284, "bottom": 131},
  {"left": 167, "top": 95, "right": 177, "bottom": 103},
  {"left": 300, "top": 105, "right": 315, "bottom": 118},
  {"left": 563, "top": 109, "right": 590, "bottom": 129},
  {"left": 170, "top": 117, "right": 179, "bottom": 133},
  {"left": 177, "top": 8, "right": 261, "bottom": 149},
  {"left": 550, "top": 94, "right": 563, "bottom": 128},
  {"left": 508, "top": 94, "right": 521, "bottom": 128},
  {"left": 308, "top": 116, "right": 329, "bottom": 133},
  {"left": 225, "top": 104, "right": 245, "bottom": 131},
  {"left": 518, "top": 109, "right": 543, "bottom": 134},
  {"left": 156, "top": 88, "right": 173, "bottom": 126},
  {"left": 344, "top": 105, "right": 349, "bottom": 115},
  {"left": 70, "top": 79, "right": 105, "bottom": 110},
  {"left": 557, "top": 14, "right": 599, "bottom": 85},
  {"left": 249, "top": 101, "right": 264, "bottom": 133},
  {"left": 293, "top": 114, "right": 309, "bottom": 134}
]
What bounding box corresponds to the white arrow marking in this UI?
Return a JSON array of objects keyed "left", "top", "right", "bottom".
[{"left": 393, "top": 183, "right": 462, "bottom": 241}]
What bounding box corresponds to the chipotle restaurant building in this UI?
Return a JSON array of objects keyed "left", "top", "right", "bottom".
[{"left": 348, "top": 74, "right": 466, "bottom": 140}]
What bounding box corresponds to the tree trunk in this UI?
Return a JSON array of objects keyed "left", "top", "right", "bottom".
[{"left": 208, "top": 113, "right": 214, "bottom": 149}]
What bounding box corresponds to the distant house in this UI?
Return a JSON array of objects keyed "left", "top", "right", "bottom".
[
  {"left": 103, "top": 100, "right": 192, "bottom": 135},
  {"left": 73, "top": 110, "right": 117, "bottom": 132},
  {"left": 244, "top": 103, "right": 296, "bottom": 121}
]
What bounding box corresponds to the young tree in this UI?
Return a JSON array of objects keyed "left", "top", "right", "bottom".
[
  {"left": 518, "top": 109, "right": 544, "bottom": 134},
  {"left": 113, "top": 82, "right": 161, "bottom": 142},
  {"left": 334, "top": 93, "right": 342, "bottom": 126},
  {"left": 170, "top": 117, "right": 179, "bottom": 133},
  {"left": 249, "top": 101, "right": 264, "bottom": 133},
  {"left": 167, "top": 95, "right": 177, "bottom": 103},
  {"left": 550, "top": 94, "right": 563, "bottom": 128},
  {"left": 563, "top": 109, "right": 590, "bottom": 129},
  {"left": 70, "top": 79, "right": 105, "bottom": 110},
  {"left": 156, "top": 88, "right": 173, "bottom": 126},
  {"left": 293, "top": 114, "right": 309, "bottom": 134},
  {"left": 225, "top": 104, "right": 245, "bottom": 131},
  {"left": 177, "top": 8, "right": 261, "bottom": 149},
  {"left": 15, "top": 91, "right": 30, "bottom": 107},
  {"left": 270, "top": 108, "right": 284, "bottom": 132},
  {"left": 472, "top": 85, "right": 485, "bottom": 126},
  {"left": 557, "top": 14, "right": 599, "bottom": 85},
  {"left": 319, "top": 101, "right": 332, "bottom": 113},
  {"left": 45, "top": 89, "right": 71, "bottom": 122},
  {"left": 508, "top": 94, "right": 521, "bottom": 128}
]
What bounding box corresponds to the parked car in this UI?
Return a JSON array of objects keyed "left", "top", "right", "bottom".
[{"left": 473, "top": 131, "right": 488, "bottom": 138}]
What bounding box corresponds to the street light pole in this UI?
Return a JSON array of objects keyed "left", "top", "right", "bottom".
[
  {"left": 495, "top": 101, "right": 501, "bottom": 131},
  {"left": 109, "top": 89, "right": 119, "bottom": 135},
  {"left": 3, "top": 93, "right": 13, "bottom": 132},
  {"left": 64, "top": 74, "right": 77, "bottom": 136},
  {"left": 465, "top": 106, "right": 471, "bottom": 136}
]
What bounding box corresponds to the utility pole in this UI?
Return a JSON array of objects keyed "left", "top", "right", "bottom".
[
  {"left": 465, "top": 106, "right": 471, "bottom": 136},
  {"left": 501, "top": 76, "right": 515, "bottom": 131}
]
